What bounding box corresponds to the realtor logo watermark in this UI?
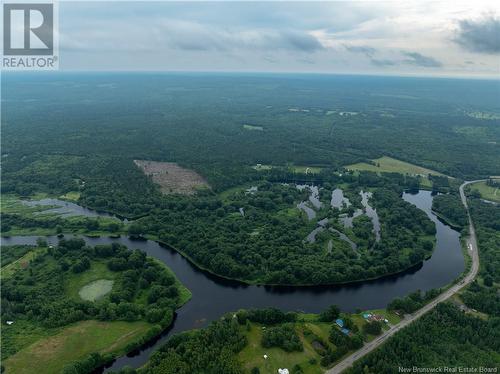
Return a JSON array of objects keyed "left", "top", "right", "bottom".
[
  {"left": 2, "top": 1, "right": 58, "bottom": 69},
  {"left": 399, "top": 367, "right": 498, "bottom": 373}
]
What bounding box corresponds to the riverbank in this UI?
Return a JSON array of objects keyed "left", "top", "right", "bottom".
[
  {"left": 0, "top": 240, "right": 192, "bottom": 374},
  {"left": 145, "top": 234, "right": 434, "bottom": 288},
  {"left": 1, "top": 189, "right": 467, "bottom": 373},
  {"left": 325, "top": 181, "right": 481, "bottom": 373}
]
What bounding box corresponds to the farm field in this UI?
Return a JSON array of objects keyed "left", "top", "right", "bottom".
[
  {"left": 3, "top": 320, "right": 152, "bottom": 374},
  {"left": 469, "top": 181, "right": 500, "bottom": 203},
  {"left": 346, "top": 156, "right": 445, "bottom": 177}
]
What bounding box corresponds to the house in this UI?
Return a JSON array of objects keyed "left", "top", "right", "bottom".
[
  {"left": 6, "top": 321, "right": 14, "bottom": 325},
  {"left": 278, "top": 369, "right": 289, "bottom": 374},
  {"left": 335, "top": 319, "right": 344, "bottom": 328},
  {"left": 370, "top": 314, "right": 384, "bottom": 322},
  {"left": 341, "top": 328, "right": 350, "bottom": 335}
]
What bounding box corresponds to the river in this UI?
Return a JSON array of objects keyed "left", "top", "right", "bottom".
[{"left": 0, "top": 190, "right": 464, "bottom": 372}]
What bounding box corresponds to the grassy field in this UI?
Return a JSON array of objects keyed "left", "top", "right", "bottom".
[
  {"left": 218, "top": 182, "right": 258, "bottom": 202},
  {"left": 238, "top": 309, "right": 400, "bottom": 374},
  {"left": 78, "top": 279, "right": 114, "bottom": 301},
  {"left": 3, "top": 320, "right": 152, "bottom": 374},
  {"left": 291, "top": 166, "right": 323, "bottom": 174},
  {"left": 251, "top": 164, "right": 323, "bottom": 174},
  {"left": 65, "top": 261, "right": 117, "bottom": 300},
  {"left": 1, "top": 193, "right": 126, "bottom": 236},
  {"left": 470, "top": 181, "right": 500, "bottom": 203},
  {"left": 59, "top": 191, "right": 81, "bottom": 201},
  {"left": 1, "top": 248, "right": 45, "bottom": 278},
  {"left": 1, "top": 248, "right": 192, "bottom": 372},
  {"left": 346, "top": 156, "right": 445, "bottom": 177},
  {"left": 239, "top": 323, "right": 324, "bottom": 374},
  {"left": 1, "top": 194, "right": 55, "bottom": 215}
]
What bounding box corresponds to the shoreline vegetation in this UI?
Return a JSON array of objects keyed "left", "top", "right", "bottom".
[
  {"left": 0, "top": 240, "right": 192, "bottom": 374},
  {"left": 1, "top": 162, "right": 448, "bottom": 287},
  {"left": 2, "top": 194, "right": 440, "bottom": 288},
  {"left": 146, "top": 234, "right": 432, "bottom": 288}
]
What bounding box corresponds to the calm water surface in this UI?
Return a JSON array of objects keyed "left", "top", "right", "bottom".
[{"left": 1, "top": 190, "right": 464, "bottom": 372}]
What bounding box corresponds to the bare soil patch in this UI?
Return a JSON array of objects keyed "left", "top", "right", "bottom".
[{"left": 134, "top": 160, "right": 209, "bottom": 195}]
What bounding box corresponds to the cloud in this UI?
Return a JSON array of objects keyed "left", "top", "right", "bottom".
[
  {"left": 61, "top": 18, "right": 324, "bottom": 53},
  {"left": 370, "top": 58, "right": 397, "bottom": 67},
  {"left": 273, "top": 31, "right": 325, "bottom": 52},
  {"left": 343, "top": 44, "right": 376, "bottom": 57},
  {"left": 454, "top": 15, "right": 500, "bottom": 54},
  {"left": 344, "top": 45, "right": 399, "bottom": 68},
  {"left": 402, "top": 51, "right": 442, "bottom": 67},
  {"left": 57, "top": 1, "right": 499, "bottom": 76}
]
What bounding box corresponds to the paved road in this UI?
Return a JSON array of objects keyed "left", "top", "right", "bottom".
[{"left": 326, "top": 181, "right": 484, "bottom": 374}]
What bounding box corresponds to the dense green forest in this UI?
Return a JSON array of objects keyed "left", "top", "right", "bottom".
[
  {"left": 2, "top": 160, "right": 438, "bottom": 285},
  {"left": 346, "top": 303, "right": 500, "bottom": 373},
  {"left": 346, "top": 194, "right": 500, "bottom": 373},
  {"left": 460, "top": 197, "right": 500, "bottom": 316},
  {"left": 431, "top": 194, "right": 468, "bottom": 228},
  {"left": 134, "top": 173, "right": 435, "bottom": 285},
  {"left": 1, "top": 240, "right": 190, "bottom": 373},
  {"left": 2, "top": 73, "right": 500, "bottom": 373},
  {"left": 2, "top": 74, "right": 500, "bottom": 193}
]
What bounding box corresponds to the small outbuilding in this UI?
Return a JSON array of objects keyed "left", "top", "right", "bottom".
[
  {"left": 6, "top": 321, "right": 14, "bottom": 325},
  {"left": 278, "top": 369, "right": 289, "bottom": 374},
  {"left": 335, "top": 319, "right": 344, "bottom": 328}
]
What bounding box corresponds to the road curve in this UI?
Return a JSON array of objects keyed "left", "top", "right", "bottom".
[{"left": 326, "top": 181, "right": 484, "bottom": 374}]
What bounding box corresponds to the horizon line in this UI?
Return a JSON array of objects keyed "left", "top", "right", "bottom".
[{"left": 2, "top": 69, "right": 500, "bottom": 81}]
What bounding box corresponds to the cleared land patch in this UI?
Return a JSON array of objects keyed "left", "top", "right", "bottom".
[
  {"left": 252, "top": 164, "right": 322, "bottom": 174},
  {"left": 346, "top": 156, "right": 445, "bottom": 177},
  {"left": 3, "top": 320, "right": 151, "bottom": 374},
  {"left": 1, "top": 250, "right": 43, "bottom": 278},
  {"left": 470, "top": 181, "right": 500, "bottom": 203},
  {"left": 78, "top": 279, "right": 114, "bottom": 301},
  {"left": 59, "top": 191, "right": 81, "bottom": 201},
  {"left": 134, "top": 160, "right": 209, "bottom": 195},
  {"left": 291, "top": 166, "right": 322, "bottom": 174}
]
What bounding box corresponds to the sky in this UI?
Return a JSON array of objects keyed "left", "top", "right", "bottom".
[{"left": 57, "top": 1, "right": 500, "bottom": 77}]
